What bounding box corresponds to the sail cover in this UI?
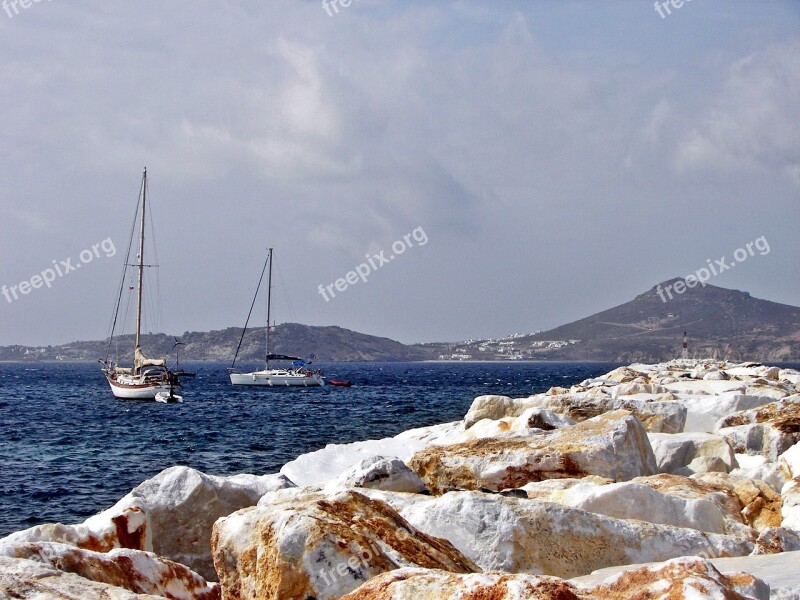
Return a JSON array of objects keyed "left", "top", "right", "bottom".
[
  {"left": 135, "top": 346, "right": 166, "bottom": 371},
  {"left": 267, "top": 354, "right": 302, "bottom": 361}
]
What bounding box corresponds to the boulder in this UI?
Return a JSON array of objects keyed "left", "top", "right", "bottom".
[
  {"left": 752, "top": 527, "right": 800, "bottom": 554},
  {"left": 211, "top": 490, "right": 476, "bottom": 600},
  {"left": 648, "top": 432, "right": 738, "bottom": 474},
  {"left": 0, "top": 466, "right": 294, "bottom": 581},
  {"left": 730, "top": 454, "right": 787, "bottom": 492},
  {"left": 0, "top": 555, "right": 165, "bottom": 599},
  {"left": 463, "top": 395, "right": 525, "bottom": 428},
  {"left": 10, "top": 542, "right": 219, "bottom": 599},
  {"left": 779, "top": 442, "right": 800, "bottom": 480},
  {"left": 783, "top": 478, "right": 800, "bottom": 532},
  {"left": 691, "top": 473, "right": 783, "bottom": 532},
  {"left": 409, "top": 410, "right": 657, "bottom": 494},
  {"left": 577, "top": 556, "right": 769, "bottom": 600},
  {"left": 341, "top": 568, "right": 587, "bottom": 599},
  {"left": 362, "top": 489, "right": 753, "bottom": 578},
  {"left": 676, "top": 391, "right": 778, "bottom": 433},
  {"left": 324, "top": 455, "right": 427, "bottom": 494},
  {"left": 715, "top": 397, "right": 800, "bottom": 459}
]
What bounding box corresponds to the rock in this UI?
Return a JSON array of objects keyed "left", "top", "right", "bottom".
[
  {"left": 449, "top": 408, "right": 575, "bottom": 443},
  {"left": 211, "top": 489, "right": 477, "bottom": 600},
  {"left": 520, "top": 477, "right": 742, "bottom": 535},
  {"left": 648, "top": 432, "right": 738, "bottom": 474},
  {"left": 279, "top": 426, "right": 456, "bottom": 487},
  {"left": 464, "top": 395, "right": 523, "bottom": 428},
  {"left": 341, "top": 568, "right": 587, "bottom": 599},
  {"left": 692, "top": 473, "right": 783, "bottom": 532},
  {"left": 730, "top": 454, "right": 787, "bottom": 492},
  {"left": 363, "top": 489, "right": 753, "bottom": 578},
  {"left": 783, "top": 478, "right": 800, "bottom": 531},
  {"left": 677, "top": 391, "right": 778, "bottom": 433},
  {"left": 715, "top": 397, "right": 800, "bottom": 459},
  {"left": 0, "top": 555, "right": 165, "bottom": 599},
  {"left": 512, "top": 393, "right": 687, "bottom": 433},
  {"left": 325, "top": 455, "right": 427, "bottom": 494},
  {"left": 409, "top": 410, "right": 657, "bottom": 494},
  {"left": 0, "top": 466, "right": 294, "bottom": 582},
  {"left": 577, "top": 556, "right": 769, "bottom": 600},
  {"left": 704, "top": 370, "right": 730, "bottom": 381},
  {"left": 752, "top": 527, "right": 800, "bottom": 554},
  {"left": 779, "top": 442, "right": 800, "bottom": 480},
  {"left": 10, "top": 542, "right": 219, "bottom": 599}
]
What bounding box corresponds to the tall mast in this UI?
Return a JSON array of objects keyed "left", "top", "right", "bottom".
[
  {"left": 134, "top": 167, "right": 147, "bottom": 361},
  {"left": 265, "top": 248, "right": 273, "bottom": 369}
]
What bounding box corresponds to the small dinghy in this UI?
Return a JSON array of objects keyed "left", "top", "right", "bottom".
[
  {"left": 329, "top": 380, "right": 352, "bottom": 387},
  {"left": 155, "top": 391, "right": 183, "bottom": 403}
]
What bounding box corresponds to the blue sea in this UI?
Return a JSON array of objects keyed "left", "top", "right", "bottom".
[{"left": 0, "top": 361, "right": 619, "bottom": 537}]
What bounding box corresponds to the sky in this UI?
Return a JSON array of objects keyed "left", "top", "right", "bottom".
[{"left": 0, "top": 0, "right": 798, "bottom": 347}]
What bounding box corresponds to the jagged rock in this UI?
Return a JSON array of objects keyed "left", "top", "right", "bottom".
[
  {"left": 279, "top": 423, "right": 463, "bottom": 487},
  {"left": 211, "top": 489, "right": 476, "bottom": 600},
  {"left": 324, "top": 455, "right": 427, "bottom": 494},
  {"left": 649, "top": 432, "right": 738, "bottom": 474},
  {"left": 519, "top": 476, "right": 748, "bottom": 536},
  {"left": 0, "top": 466, "right": 294, "bottom": 581},
  {"left": 450, "top": 408, "right": 575, "bottom": 443},
  {"left": 716, "top": 397, "right": 800, "bottom": 459},
  {"left": 577, "top": 556, "right": 769, "bottom": 600},
  {"left": 0, "top": 555, "right": 165, "bottom": 599},
  {"left": 463, "top": 395, "right": 523, "bottom": 428},
  {"left": 673, "top": 391, "right": 779, "bottom": 433},
  {"left": 783, "top": 478, "right": 800, "bottom": 531},
  {"left": 779, "top": 442, "right": 800, "bottom": 480},
  {"left": 362, "top": 489, "right": 753, "bottom": 578},
  {"left": 10, "top": 542, "right": 219, "bottom": 599},
  {"left": 691, "top": 473, "right": 783, "bottom": 532},
  {"left": 752, "top": 527, "right": 800, "bottom": 554},
  {"left": 341, "top": 568, "right": 588, "bottom": 599},
  {"left": 409, "top": 410, "right": 657, "bottom": 494},
  {"left": 730, "top": 454, "right": 787, "bottom": 492}
]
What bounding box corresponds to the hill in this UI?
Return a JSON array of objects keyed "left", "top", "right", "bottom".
[{"left": 421, "top": 279, "right": 800, "bottom": 362}]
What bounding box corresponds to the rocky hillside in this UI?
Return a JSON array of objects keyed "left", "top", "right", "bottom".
[
  {"left": 1, "top": 360, "right": 799, "bottom": 598},
  {"left": 424, "top": 279, "right": 800, "bottom": 362}
]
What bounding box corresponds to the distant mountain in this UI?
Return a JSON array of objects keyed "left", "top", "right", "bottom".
[
  {"left": 4, "top": 281, "right": 799, "bottom": 363},
  {"left": 420, "top": 279, "right": 800, "bottom": 362},
  {"left": 0, "top": 323, "right": 433, "bottom": 363}
]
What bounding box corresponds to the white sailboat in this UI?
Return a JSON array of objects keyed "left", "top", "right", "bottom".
[
  {"left": 100, "top": 168, "right": 190, "bottom": 401},
  {"left": 229, "top": 248, "right": 325, "bottom": 387}
]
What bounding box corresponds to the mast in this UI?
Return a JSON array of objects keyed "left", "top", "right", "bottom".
[
  {"left": 134, "top": 168, "right": 147, "bottom": 366},
  {"left": 265, "top": 247, "right": 273, "bottom": 370}
]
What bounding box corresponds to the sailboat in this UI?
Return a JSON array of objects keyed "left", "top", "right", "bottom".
[
  {"left": 100, "top": 168, "right": 190, "bottom": 401},
  {"left": 229, "top": 248, "right": 325, "bottom": 387}
]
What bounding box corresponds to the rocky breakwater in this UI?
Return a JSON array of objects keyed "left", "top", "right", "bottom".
[{"left": 1, "top": 360, "right": 800, "bottom": 599}]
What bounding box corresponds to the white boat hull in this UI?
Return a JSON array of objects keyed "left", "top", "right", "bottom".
[
  {"left": 230, "top": 371, "right": 325, "bottom": 387},
  {"left": 106, "top": 376, "right": 179, "bottom": 400}
]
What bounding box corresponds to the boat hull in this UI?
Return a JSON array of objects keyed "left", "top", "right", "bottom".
[
  {"left": 230, "top": 371, "right": 325, "bottom": 387},
  {"left": 106, "top": 376, "right": 179, "bottom": 400}
]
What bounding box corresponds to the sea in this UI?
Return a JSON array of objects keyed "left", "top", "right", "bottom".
[{"left": 0, "top": 360, "right": 623, "bottom": 537}]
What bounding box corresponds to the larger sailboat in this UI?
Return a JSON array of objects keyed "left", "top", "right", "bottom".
[
  {"left": 229, "top": 248, "right": 325, "bottom": 387},
  {"left": 100, "top": 168, "right": 189, "bottom": 400}
]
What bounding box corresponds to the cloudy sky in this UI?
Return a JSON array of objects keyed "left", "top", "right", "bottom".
[{"left": 1, "top": 1, "right": 798, "bottom": 347}]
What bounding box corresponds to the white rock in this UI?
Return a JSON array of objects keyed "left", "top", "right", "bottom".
[
  {"left": 678, "top": 391, "right": 777, "bottom": 433},
  {"left": 730, "top": 454, "right": 787, "bottom": 492},
  {"left": 11, "top": 541, "right": 218, "bottom": 600},
  {"left": 362, "top": 489, "right": 753, "bottom": 578},
  {"left": 783, "top": 478, "right": 800, "bottom": 532},
  {"left": 0, "top": 555, "right": 164, "bottom": 599},
  {"left": 648, "top": 432, "right": 738, "bottom": 474},
  {"left": 324, "top": 455, "right": 427, "bottom": 494},
  {"left": 780, "top": 442, "right": 800, "bottom": 480}
]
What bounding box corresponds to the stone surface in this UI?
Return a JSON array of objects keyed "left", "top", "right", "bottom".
[
  {"left": 341, "top": 568, "right": 588, "bottom": 599},
  {"left": 715, "top": 397, "right": 800, "bottom": 459},
  {"left": 363, "top": 489, "right": 753, "bottom": 578},
  {"left": 0, "top": 555, "right": 166, "bottom": 599},
  {"left": 691, "top": 472, "right": 783, "bottom": 533},
  {"left": 752, "top": 527, "right": 800, "bottom": 554},
  {"left": 649, "top": 432, "right": 738, "bottom": 474},
  {"left": 324, "top": 455, "right": 427, "bottom": 494},
  {"left": 409, "top": 410, "right": 657, "bottom": 494},
  {"left": 783, "top": 477, "right": 800, "bottom": 532},
  {"left": 211, "top": 489, "right": 476, "bottom": 600},
  {"left": 11, "top": 542, "right": 219, "bottom": 600},
  {"left": 0, "top": 466, "right": 295, "bottom": 582}
]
